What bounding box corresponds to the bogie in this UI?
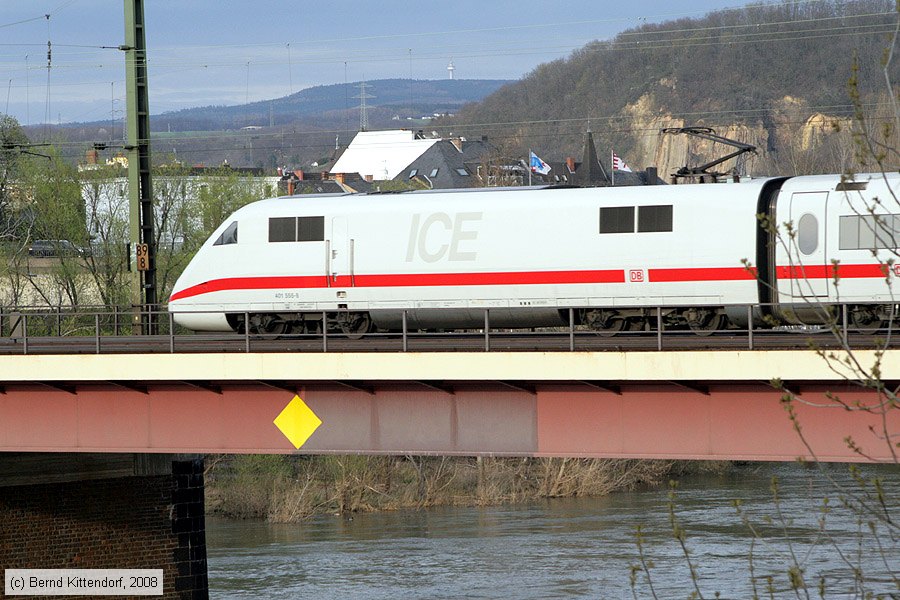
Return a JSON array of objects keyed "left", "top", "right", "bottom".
[{"left": 848, "top": 304, "right": 896, "bottom": 334}]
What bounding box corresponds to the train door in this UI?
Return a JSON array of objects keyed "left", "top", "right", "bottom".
[
  {"left": 330, "top": 216, "right": 349, "bottom": 284},
  {"left": 787, "top": 191, "right": 828, "bottom": 298}
]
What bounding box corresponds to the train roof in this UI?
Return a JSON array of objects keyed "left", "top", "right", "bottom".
[
  {"left": 220, "top": 173, "right": 900, "bottom": 224},
  {"left": 780, "top": 171, "right": 900, "bottom": 189},
  {"left": 234, "top": 179, "right": 772, "bottom": 215},
  {"left": 225, "top": 173, "right": 900, "bottom": 222}
]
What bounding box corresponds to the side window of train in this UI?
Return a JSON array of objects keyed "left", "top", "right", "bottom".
[
  {"left": 599, "top": 206, "right": 673, "bottom": 234},
  {"left": 213, "top": 221, "right": 238, "bottom": 246},
  {"left": 298, "top": 216, "right": 325, "bottom": 242},
  {"left": 269, "top": 217, "right": 296, "bottom": 242},
  {"left": 599, "top": 206, "right": 635, "bottom": 234},
  {"left": 637, "top": 205, "right": 673, "bottom": 232},
  {"left": 797, "top": 213, "right": 818, "bottom": 255},
  {"left": 269, "top": 216, "right": 325, "bottom": 243},
  {"left": 839, "top": 216, "right": 857, "bottom": 250},
  {"left": 839, "top": 214, "right": 900, "bottom": 250}
]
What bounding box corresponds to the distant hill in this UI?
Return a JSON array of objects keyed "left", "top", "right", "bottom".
[
  {"left": 440, "top": 0, "right": 899, "bottom": 177},
  {"left": 40, "top": 78, "right": 509, "bottom": 169},
  {"left": 152, "top": 78, "right": 511, "bottom": 131}
]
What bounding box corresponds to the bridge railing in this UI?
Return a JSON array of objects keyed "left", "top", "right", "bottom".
[{"left": 0, "top": 302, "right": 891, "bottom": 355}]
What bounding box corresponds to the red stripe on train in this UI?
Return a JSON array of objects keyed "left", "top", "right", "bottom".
[
  {"left": 648, "top": 267, "right": 757, "bottom": 282},
  {"left": 649, "top": 264, "right": 887, "bottom": 282},
  {"left": 775, "top": 264, "right": 888, "bottom": 279},
  {"left": 169, "top": 269, "right": 627, "bottom": 301},
  {"left": 168, "top": 263, "right": 890, "bottom": 302}
]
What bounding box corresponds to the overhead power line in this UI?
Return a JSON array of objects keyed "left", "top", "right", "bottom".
[
  {"left": 0, "top": 16, "right": 46, "bottom": 30},
  {"left": 0, "top": 0, "right": 79, "bottom": 29}
]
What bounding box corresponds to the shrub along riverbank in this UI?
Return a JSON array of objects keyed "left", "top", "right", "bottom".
[{"left": 204, "top": 455, "right": 729, "bottom": 522}]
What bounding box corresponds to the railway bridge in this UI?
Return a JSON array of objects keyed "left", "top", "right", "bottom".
[
  {"left": 1, "top": 331, "right": 897, "bottom": 599},
  {"left": 0, "top": 348, "right": 895, "bottom": 461}
]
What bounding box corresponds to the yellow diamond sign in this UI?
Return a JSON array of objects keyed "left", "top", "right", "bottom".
[{"left": 274, "top": 395, "right": 322, "bottom": 449}]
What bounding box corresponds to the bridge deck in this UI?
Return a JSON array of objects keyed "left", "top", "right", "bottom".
[
  {"left": 0, "top": 350, "right": 896, "bottom": 462},
  {"left": 0, "top": 349, "right": 893, "bottom": 382}
]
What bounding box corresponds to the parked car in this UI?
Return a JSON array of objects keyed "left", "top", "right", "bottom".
[{"left": 27, "top": 239, "right": 86, "bottom": 257}]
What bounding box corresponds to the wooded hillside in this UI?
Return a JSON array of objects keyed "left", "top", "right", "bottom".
[{"left": 443, "top": 0, "right": 899, "bottom": 177}]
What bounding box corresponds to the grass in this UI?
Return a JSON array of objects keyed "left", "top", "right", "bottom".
[{"left": 204, "top": 455, "right": 730, "bottom": 523}]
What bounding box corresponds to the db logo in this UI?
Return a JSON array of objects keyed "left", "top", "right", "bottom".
[
  {"left": 629, "top": 269, "right": 645, "bottom": 283},
  {"left": 894, "top": 264, "right": 900, "bottom": 277}
]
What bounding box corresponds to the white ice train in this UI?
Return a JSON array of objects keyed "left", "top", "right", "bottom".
[{"left": 168, "top": 173, "right": 900, "bottom": 335}]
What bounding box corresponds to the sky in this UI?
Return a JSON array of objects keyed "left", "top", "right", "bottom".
[{"left": 0, "top": 0, "right": 802, "bottom": 125}]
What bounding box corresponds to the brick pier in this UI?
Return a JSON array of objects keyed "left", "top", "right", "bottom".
[{"left": 0, "top": 454, "right": 208, "bottom": 599}]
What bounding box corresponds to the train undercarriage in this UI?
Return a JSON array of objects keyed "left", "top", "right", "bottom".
[
  {"left": 226, "top": 307, "right": 726, "bottom": 336},
  {"left": 223, "top": 306, "right": 746, "bottom": 337},
  {"left": 226, "top": 311, "right": 373, "bottom": 337},
  {"left": 223, "top": 302, "right": 900, "bottom": 337}
]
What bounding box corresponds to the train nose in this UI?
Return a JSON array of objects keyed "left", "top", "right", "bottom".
[{"left": 170, "top": 310, "right": 232, "bottom": 331}]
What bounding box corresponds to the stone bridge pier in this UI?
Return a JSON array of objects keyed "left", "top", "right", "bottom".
[{"left": 0, "top": 453, "right": 208, "bottom": 599}]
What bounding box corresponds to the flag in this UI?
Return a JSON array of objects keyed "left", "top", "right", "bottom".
[
  {"left": 612, "top": 152, "right": 632, "bottom": 172},
  {"left": 530, "top": 151, "right": 551, "bottom": 175}
]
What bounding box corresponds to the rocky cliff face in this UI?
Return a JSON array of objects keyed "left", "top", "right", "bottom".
[{"left": 621, "top": 83, "right": 854, "bottom": 179}]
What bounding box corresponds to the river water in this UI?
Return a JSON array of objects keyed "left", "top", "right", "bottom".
[{"left": 206, "top": 463, "right": 898, "bottom": 599}]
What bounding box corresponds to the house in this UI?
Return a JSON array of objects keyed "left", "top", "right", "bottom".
[
  {"left": 331, "top": 128, "right": 664, "bottom": 191},
  {"left": 329, "top": 128, "right": 501, "bottom": 190},
  {"left": 276, "top": 169, "right": 374, "bottom": 195},
  {"left": 396, "top": 136, "right": 494, "bottom": 189},
  {"left": 330, "top": 130, "right": 439, "bottom": 181}
]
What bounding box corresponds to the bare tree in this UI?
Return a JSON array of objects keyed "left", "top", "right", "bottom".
[
  {"left": 631, "top": 16, "right": 899, "bottom": 598},
  {"left": 0, "top": 115, "right": 29, "bottom": 241},
  {"left": 80, "top": 165, "right": 129, "bottom": 306}
]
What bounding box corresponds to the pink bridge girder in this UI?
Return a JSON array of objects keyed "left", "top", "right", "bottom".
[{"left": 0, "top": 381, "right": 894, "bottom": 462}]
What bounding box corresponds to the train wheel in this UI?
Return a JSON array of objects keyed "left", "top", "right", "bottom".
[
  {"left": 267, "top": 320, "right": 292, "bottom": 335},
  {"left": 683, "top": 307, "right": 726, "bottom": 336},
  {"left": 582, "top": 309, "right": 626, "bottom": 337},
  {"left": 848, "top": 305, "right": 889, "bottom": 334},
  {"left": 337, "top": 312, "right": 373, "bottom": 339},
  {"left": 251, "top": 314, "right": 291, "bottom": 335}
]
